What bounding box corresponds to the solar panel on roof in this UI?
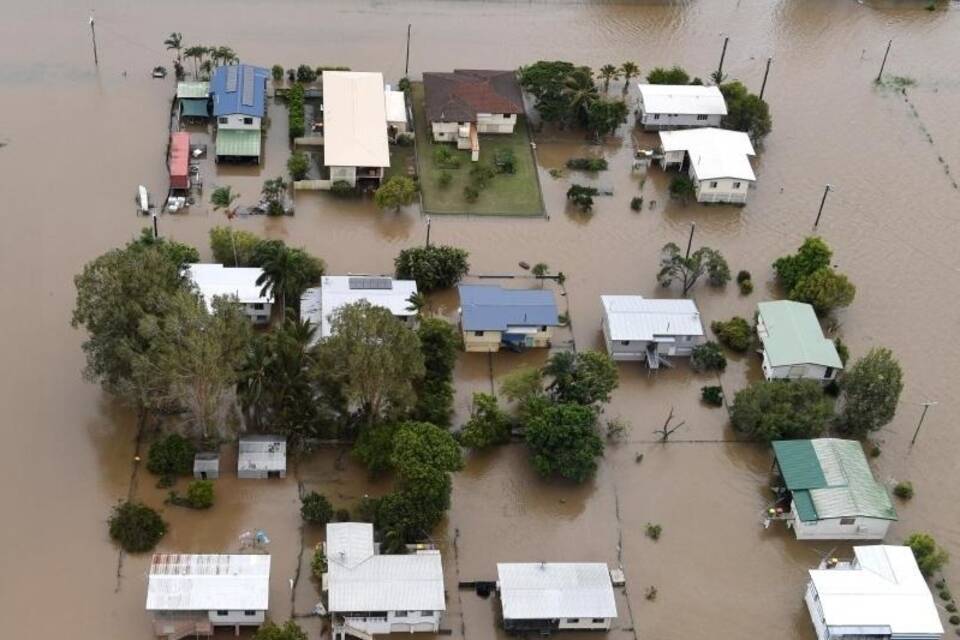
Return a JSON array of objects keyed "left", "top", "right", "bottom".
[
  {"left": 348, "top": 277, "right": 393, "bottom": 290},
  {"left": 226, "top": 66, "right": 239, "bottom": 92},
  {"left": 241, "top": 66, "right": 255, "bottom": 106}
]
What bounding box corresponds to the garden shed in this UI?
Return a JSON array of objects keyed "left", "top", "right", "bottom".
[
  {"left": 237, "top": 435, "right": 286, "bottom": 479},
  {"left": 193, "top": 452, "right": 220, "bottom": 480}
]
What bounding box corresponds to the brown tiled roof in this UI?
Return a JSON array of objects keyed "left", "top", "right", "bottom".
[{"left": 423, "top": 70, "right": 524, "bottom": 123}]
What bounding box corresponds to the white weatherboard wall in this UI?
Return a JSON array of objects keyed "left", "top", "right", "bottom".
[
  {"left": 476, "top": 112, "right": 517, "bottom": 133},
  {"left": 217, "top": 114, "right": 261, "bottom": 129},
  {"left": 790, "top": 511, "right": 891, "bottom": 540}
]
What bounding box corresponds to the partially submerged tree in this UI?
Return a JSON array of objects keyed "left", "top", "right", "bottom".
[
  {"left": 543, "top": 350, "right": 619, "bottom": 407},
  {"left": 210, "top": 185, "right": 239, "bottom": 212},
  {"left": 837, "top": 347, "right": 904, "bottom": 437},
  {"left": 656, "top": 242, "right": 730, "bottom": 295},
  {"left": 300, "top": 492, "right": 334, "bottom": 524},
  {"left": 730, "top": 380, "right": 833, "bottom": 442},
  {"left": 287, "top": 151, "right": 310, "bottom": 181},
  {"left": 108, "top": 501, "right": 167, "bottom": 552},
  {"left": 209, "top": 226, "right": 262, "bottom": 267},
  {"left": 773, "top": 237, "right": 855, "bottom": 314},
  {"left": 646, "top": 66, "right": 690, "bottom": 85},
  {"left": 525, "top": 403, "right": 604, "bottom": 482},
  {"left": 518, "top": 60, "right": 579, "bottom": 125},
  {"left": 163, "top": 32, "right": 183, "bottom": 61},
  {"left": 413, "top": 318, "right": 459, "bottom": 427},
  {"left": 587, "top": 98, "right": 629, "bottom": 138},
  {"left": 261, "top": 177, "right": 287, "bottom": 216},
  {"left": 253, "top": 621, "right": 309, "bottom": 640},
  {"left": 711, "top": 317, "right": 753, "bottom": 352},
  {"left": 690, "top": 341, "right": 727, "bottom": 372},
  {"left": 598, "top": 64, "right": 620, "bottom": 92},
  {"left": 619, "top": 62, "right": 640, "bottom": 94},
  {"left": 394, "top": 245, "right": 470, "bottom": 292},
  {"left": 253, "top": 240, "right": 325, "bottom": 319},
  {"left": 374, "top": 176, "right": 419, "bottom": 212},
  {"left": 719, "top": 81, "right": 772, "bottom": 142},
  {"left": 459, "top": 393, "right": 512, "bottom": 449},
  {"left": 904, "top": 533, "right": 949, "bottom": 577}
]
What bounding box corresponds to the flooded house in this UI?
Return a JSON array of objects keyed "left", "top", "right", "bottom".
[
  {"left": 756, "top": 301, "right": 843, "bottom": 383},
  {"left": 237, "top": 435, "right": 287, "bottom": 479},
  {"left": 300, "top": 275, "right": 418, "bottom": 342},
  {"left": 497, "top": 562, "right": 618, "bottom": 633},
  {"left": 635, "top": 84, "right": 727, "bottom": 130},
  {"left": 768, "top": 439, "right": 897, "bottom": 540},
  {"left": 146, "top": 553, "right": 270, "bottom": 638},
  {"left": 210, "top": 63, "right": 269, "bottom": 164},
  {"left": 176, "top": 81, "right": 210, "bottom": 122},
  {"left": 193, "top": 452, "right": 219, "bottom": 480},
  {"left": 423, "top": 69, "right": 524, "bottom": 161},
  {"left": 658, "top": 127, "right": 756, "bottom": 204},
  {"left": 804, "top": 546, "right": 943, "bottom": 640},
  {"left": 323, "top": 522, "right": 445, "bottom": 640},
  {"left": 457, "top": 284, "right": 559, "bottom": 353},
  {"left": 186, "top": 263, "right": 272, "bottom": 325},
  {"left": 321, "top": 71, "right": 391, "bottom": 188},
  {"left": 600, "top": 295, "right": 705, "bottom": 367}
]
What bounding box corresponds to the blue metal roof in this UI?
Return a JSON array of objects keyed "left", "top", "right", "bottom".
[
  {"left": 210, "top": 64, "right": 269, "bottom": 118},
  {"left": 458, "top": 284, "right": 559, "bottom": 331}
]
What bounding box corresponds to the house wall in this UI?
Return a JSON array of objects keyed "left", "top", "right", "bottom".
[
  {"left": 803, "top": 582, "right": 830, "bottom": 640},
  {"left": 691, "top": 170, "right": 751, "bottom": 204},
  {"left": 431, "top": 121, "right": 463, "bottom": 142},
  {"left": 216, "top": 114, "right": 262, "bottom": 130},
  {"left": 558, "top": 617, "right": 612, "bottom": 631},
  {"left": 344, "top": 610, "right": 441, "bottom": 635},
  {"left": 242, "top": 302, "right": 272, "bottom": 325},
  {"left": 762, "top": 351, "right": 839, "bottom": 383},
  {"left": 638, "top": 108, "right": 722, "bottom": 130},
  {"left": 238, "top": 467, "right": 286, "bottom": 479},
  {"left": 208, "top": 609, "right": 265, "bottom": 626},
  {"left": 463, "top": 329, "right": 504, "bottom": 352},
  {"left": 659, "top": 149, "right": 686, "bottom": 169},
  {"left": 330, "top": 165, "right": 358, "bottom": 187},
  {"left": 504, "top": 326, "right": 552, "bottom": 349},
  {"left": 790, "top": 509, "right": 891, "bottom": 541},
  {"left": 601, "top": 314, "right": 703, "bottom": 361},
  {"left": 477, "top": 113, "right": 517, "bottom": 134}
]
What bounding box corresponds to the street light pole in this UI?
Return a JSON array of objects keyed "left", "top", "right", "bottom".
[
  {"left": 910, "top": 401, "right": 938, "bottom": 446},
  {"left": 813, "top": 184, "right": 831, "bottom": 228},
  {"left": 404, "top": 24, "right": 412, "bottom": 77},
  {"left": 716, "top": 36, "right": 729, "bottom": 81},
  {"left": 685, "top": 222, "right": 696, "bottom": 259},
  {"left": 877, "top": 39, "right": 892, "bottom": 84},
  {"left": 425, "top": 215, "right": 432, "bottom": 248}
]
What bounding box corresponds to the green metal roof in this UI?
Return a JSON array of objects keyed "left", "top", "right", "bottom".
[
  {"left": 216, "top": 129, "right": 261, "bottom": 158},
  {"left": 180, "top": 99, "right": 209, "bottom": 118},
  {"left": 177, "top": 81, "right": 210, "bottom": 99},
  {"left": 757, "top": 301, "right": 842, "bottom": 369},
  {"left": 773, "top": 438, "right": 897, "bottom": 522}
]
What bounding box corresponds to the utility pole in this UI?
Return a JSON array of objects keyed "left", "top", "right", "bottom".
[
  {"left": 89, "top": 13, "right": 99, "bottom": 66},
  {"left": 404, "top": 24, "right": 411, "bottom": 77},
  {"left": 910, "top": 401, "right": 938, "bottom": 446},
  {"left": 813, "top": 184, "right": 831, "bottom": 228},
  {"left": 876, "top": 39, "right": 892, "bottom": 84},
  {"left": 425, "top": 215, "right": 432, "bottom": 248},
  {"left": 685, "top": 222, "right": 696, "bottom": 259},
  {"left": 716, "top": 36, "right": 729, "bottom": 81},
  {"left": 759, "top": 57, "right": 772, "bottom": 101},
  {"left": 152, "top": 212, "right": 159, "bottom": 239}
]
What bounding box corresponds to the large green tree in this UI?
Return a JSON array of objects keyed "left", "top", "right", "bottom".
[
  {"left": 720, "top": 81, "right": 772, "bottom": 142},
  {"left": 459, "top": 393, "right": 511, "bottom": 449},
  {"left": 562, "top": 67, "right": 600, "bottom": 126},
  {"left": 773, "top": 237, "right": 832, "bottom": 292},
  {"left": 209, "top": 226, "right": 262, "bottom": 267},
  {"left": 773, "top": 237, "right": 855, "bottom": 314},
  {"left": 837, "top": 348, "right": 904, "bottom": 437},
  {"left": 587, "top": 98, "right": 629, "bottom": 138},
  {"left": 543, "top": 350, "right": 619, "bottom": 407},
  {"left": 374, "top": 176, "right": 419, "bottom": 211},
  {"left": 518, "top": 60, "right": 578, "bottom": 124},
  {"left": 525, "top": 403, "right": 604, "bottom": 482},
  {"left": 253, "top": 240, "right": 325, "bottom": 320},
  {"left": 413, "top": 318, "right": 459, "bottom": 427},
  {"left": 317, "top": 302, "right": 425, "bottom": 428},
  {"left": 394, "top": 245, "right": 469, "bottom": 292},
  {"left": 657, "top": 242, "right": 731, "bottom": 295},
  {"left": 646, "top": 66, "right": 690, "bottom": 85},
  {"left": 730, "top": 380, "right": 834, "bottom": 442}
]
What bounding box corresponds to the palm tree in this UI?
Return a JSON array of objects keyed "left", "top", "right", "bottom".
[
  {"left": 620, "top": 61, "right": 639, "bottom": 95},
  {"left": 210, "top": 186, "right": 239, "bottom": 213},
  {"left": 562, "top": 68, "right": 599, "bottom": 126},
  {"left": 254, "top": 242, "right": 300, "bottom": 321},
  {"left": 406, "top": 291, "right": 428, "bottom": 317},
  {"left": 261, "top": 177, "right": 287, "bottom": 216},
  {"left": 599, "top": 64, "right": 620, "bottom": 93},
  {"left": 200, "top": 60, "right": 212, "bottom": 79},
  {"left": 212, "top": 46, "right": 237, "bottom": 67},
  {"left": 184, "top": 45, "right": 206, "bottom": 79},
  {"left": 164, "top": 32, "right": 183, "bottom": 61},
  {"left": 531, "top": 262, "right": 549, "bottom": 287}
]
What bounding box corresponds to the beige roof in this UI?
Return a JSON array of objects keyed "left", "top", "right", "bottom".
[{"left": 322, "top": 71, "right": 390, "bottom": 169}]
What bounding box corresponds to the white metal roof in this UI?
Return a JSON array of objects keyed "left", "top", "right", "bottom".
[
  {"left": 301, "top": 276, "right": 418, "bottom": 339},
  {"left": 322, "top": 71, "right": 391, "bottom": 168},
  {"left": 238, "top": 435, "right": 286, "bottom": 472},
  {"left": 385, "top": 89, "right": 407, "bottom": 125},
  {"left": 146, "top": 554, "right": 270, "bottom": 611},
  {"left": 186, "top": 263, "right": 270, "bottom": 311},
  {"left": 497, "top": 563, "right": 617, "bottom": 621},
  {"left": 601, "top": 295, "right": 704, "bottom": 341},
  {"left": 637, "top": 84, "right": 727, "bottom": 116},
  {"left": 326, "top": 523, "right": 446, "bottom": 613},
  {"left": 809, "top": 546, "right": 943, "bottom": 637},
  {"left": 659, "top": 127, "right": 756, "bottom": 181}
]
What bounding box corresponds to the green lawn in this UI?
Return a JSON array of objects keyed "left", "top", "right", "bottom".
[
  {"left": 386, "top": 142, "right": 416, "bottom": 180},
  {"left": 411, "top": 82, "right": 544, "bottom": 216}
]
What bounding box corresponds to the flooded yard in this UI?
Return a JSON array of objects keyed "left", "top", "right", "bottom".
[{"left": 1, "top": 0, "right": 959, "bottom": 638}]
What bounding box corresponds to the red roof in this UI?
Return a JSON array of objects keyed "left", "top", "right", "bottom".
[{"left": 169, "top": 132, "right": 190, "bottom": 189}]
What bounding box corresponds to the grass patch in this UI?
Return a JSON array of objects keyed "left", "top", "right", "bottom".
[
  {"left": 411, "top": 82, "right": 543, "bottom": 216},
  {"left": 386, "top": 142, "right": 416, "bottom": 181}
]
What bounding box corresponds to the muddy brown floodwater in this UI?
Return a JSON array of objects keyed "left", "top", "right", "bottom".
[{"left": 2, "top": 0, "right": 960, "bottom": 638}]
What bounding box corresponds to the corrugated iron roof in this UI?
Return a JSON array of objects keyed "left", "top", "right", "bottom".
[
  {"left": 187, "top": 263, "right": 270, "bottom": 310},
  {"left": 322, "top": 71, "right": 391, "bottom": 169},
  {"left": 238, "top": 435, "right": 286, "bottom": 472},
  {"left": 658, "top": 127, "right": 756, "bottom": 181},
  {"left": 146, "top": 554, "right": 270, "bottom": 611},
  {"left": 176, "top": 81, "right": 210, "bottom": 99},
  {"left": 757, "top": 301, "right": 843, "bottom": 369},
  {"left": 459, "top": 285, "right": 558, "bottom": 331},
  {"left": 210, "top": 64, "right": 268, "bottom": 118},
  {"left": 601, "top": 295, "right": 703, "bottom": 341},
  {"left": 215, "top": 128, "right": 261, "bottom": 158},
  {"left": 637, "top": 84, "right": 728, "bottom": 116},
  {"left": 497, "top": 563, "right": 617, "bottom": 620},
  {"left": 772, "top": 440, "right": 827, "bottom": 490}
]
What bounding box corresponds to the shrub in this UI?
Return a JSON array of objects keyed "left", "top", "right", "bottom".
[
  {"left": 494, "top": 148, "right": 516, "bottom": 174},
  {"left": 186, "top": 480, "right": 214, "bottom": 509},
  {"left": 334, "top": 508, "right": 351, "bottom": 522},
  {"left": 394, "top": 245, "right": 470, "bottom": 292},
  {"left": 645, "top": 523, "right": 663, "bottom": 540},
  {"left": 947, "top": 603, "right": 957, "bottom": 613},
  {"left": 834, "top": 338, "right": 850, "bottom": 366},
  {"left": 287, "top": 83, "right": 305, "bottom": 139},
  {"left": 311, "top": 545, "right": 327, "bottom": 580},
  {"left": 438, "top": 171, "right": 452, "bottom": 188},
  {"left": 711, "top": 317, "right": 753, "bottom": 352},
  {"left": 739, "top": 279, "right": 754, "bottom": 295},
  {"left": 566, "top": 157, "right": 608, "bottom": 171},
  {"left": 463, "top": 185, "right": 479, "bottom": 202},
  {"left": 691, "top": 341, "right": 727, "bottom": 372},
  {"left": 736, "top": 270, "right": 752, "bottom": 284},
  {"left": 646, "top": 65, "right": 690, "bottom": 84},
  {"left": 630, "top": 196, "right": 643, "bottom": 211},
  {"left": 669, "top": 175, "right": 696, "bottom": 201},
  {"left": 893, "top": 481, "right": 914, "bottom": 500},
  {"left": 296, "top": 64, "right": 317, "bottom": 83},
  {"left": 730, "top": 379, "right": 834, "bottom": 442},
  {"left": 254, "top": 620, "right": 309, "bottom": 640},
  {"left": 330, "top": 180, "right": 356, "bottom": 197},
  {"left": 566, "top": 184, "right": 599, "bottom": 211},
  {"left": 395, "top": 132, "right": 415, "bottom": 146},
  {"left": 287, "top": 151, "right": 310, "bottom": 181},
  {"left": 433, "top": 146, "right": 460, "bottom": 169},
  {"left": 606, "top": 417, "right": 629, "bottom": 442},
  {"left": 469, "top": 163, "right": 496, "bottom": 189},
  {"left": 301, "top": 492, "right": 334, "bottom": 524},
  {"left": 271, "top": 65, "right": 284, "bottom": 82},
  {"left": 108, "top": 501, "right": 167, "bottom": 552},
  {"left": 146, "top": 434, "right": 195, "bottom": 485},
  {"left": 374, "top": 176, "right": 418, "bottom": 211},
  {"left": 941, "top": 589, "right": 952, "bottom": 601},
  {"left": 869, "top": 444, "right": 882, "bottom": 458},
  {"left": 949, "top": 615, "right": 960, "bottom": 626},
  {"left": 459, "top": 393, "right": 511, "bottom": 449},
  {"left": 701, "top": 386, "right": 724, "bottom": 407}
]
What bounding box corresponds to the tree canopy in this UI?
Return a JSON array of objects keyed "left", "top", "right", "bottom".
[
  {"left": 730, "top": 380, "right": 834, "bottom": 442},
  {"left": 253, "top": 239, "right": 325, "bottom": 318},
  {"left": 525, "top": 402, "right": 604, "bottom": 482},
  {"left": 719, "top": 81, "right": 772, "bottom": 142},
  {"left": 413, "top": 318, "right": 459, "bottom": 427},
  {"left": 838, "top": 347, "right": 903, "bottom": 437},
  {"left": 587, "top": 99, "right": 629, "bottom": 137},
  {"left": 646, "top": 66, "right": 690, "bottom": 85},
  {"left": 657, "top": 242, "right": 731, "bottom": 295},
  {"left": 253, "top": 621, "right": 309, "bottom": 640},
  {"left": 209, "top": 226, "right": 262, "bottom": 267},
  {"left": 394, "top": 245, "right": 470, "bottom": 292},
  {"left": 544, "top": 350, "right": 619, "bottom": 407},
  {"left": 773, "top": 237, "right": 855, "bottom": 314},
  {"left": 374, "top": 176, "right": 419, "bottom": 211},
  {"left": 459, "top": 393, "right": 512, "bottom": 449},
  {"left": 518, "top": 60, "right": 580, "bottom": 124},
  {"left": 773, "top": 237, "right": 832, "bottom": 291},
  {"left": 904, "top": 532, "right": 949, "bottom": 577},
  {"left": 108, "top": 501, "right": 167, "bottom": 552}
]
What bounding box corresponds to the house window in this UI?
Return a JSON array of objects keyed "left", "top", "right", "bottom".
[
  {"left": 823, "top": 367, "right": 834, "bottom": 379},
  {"left": 568, "top": 618, "right": 580, "bottom": 623},
  {"left": 696, "top": 114, "right": 708, "bottom": 120},
  {"left": 840, "top": 517, "right": 856, "bottom": 526},
  {"left": 420, "top": 611, "right": 433, "bottom": 616},
  {"left": 244, "top": 610, "right": 256, "bottom": 616},
  {"left": 653, "top": 114, "right": 660, "bottom": 120},
  {"left": 475, "top": 331, "right": 485, "bottom": 337},
  {"left": 218, "top": 117, "right": 228, "bottom": 124},
  {"left": 620, "top": 340, "right": 630, "bottom": 346},
  {"left": 540, "top": 325, "right": 548, "bottom": 331},
  {"left": 243, "top": 117, "right": 253, "bottom": 125},
  {"left": 733, "top": 182, "right": 742, "bottom": 189},
  {"left": 253, "top": 303, "right": 264, "bottom": 310},
  {"left": 709, "top": 181, "right": 718, "bottom": 188},
  {"left": 395, "top": 611, "right": 408, "bottom": 618},
  {"left": 216, "top": 610, "right": 228, "bottom": 616},
  {"left": 592, "top": 618, "right": 605, "bottom": 623}
]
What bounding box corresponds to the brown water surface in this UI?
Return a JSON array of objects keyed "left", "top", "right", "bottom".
[{"left": 2, "top": 0, "right": 959, "bottom": 638}]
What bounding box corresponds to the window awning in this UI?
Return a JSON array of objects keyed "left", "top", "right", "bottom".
[{"left": 180, "top": 98, "right": 209, "bottom": 118}]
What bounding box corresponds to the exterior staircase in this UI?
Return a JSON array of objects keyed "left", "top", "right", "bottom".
[{"left": 153, "top": 615, "right": 213, "bottom": 640}]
